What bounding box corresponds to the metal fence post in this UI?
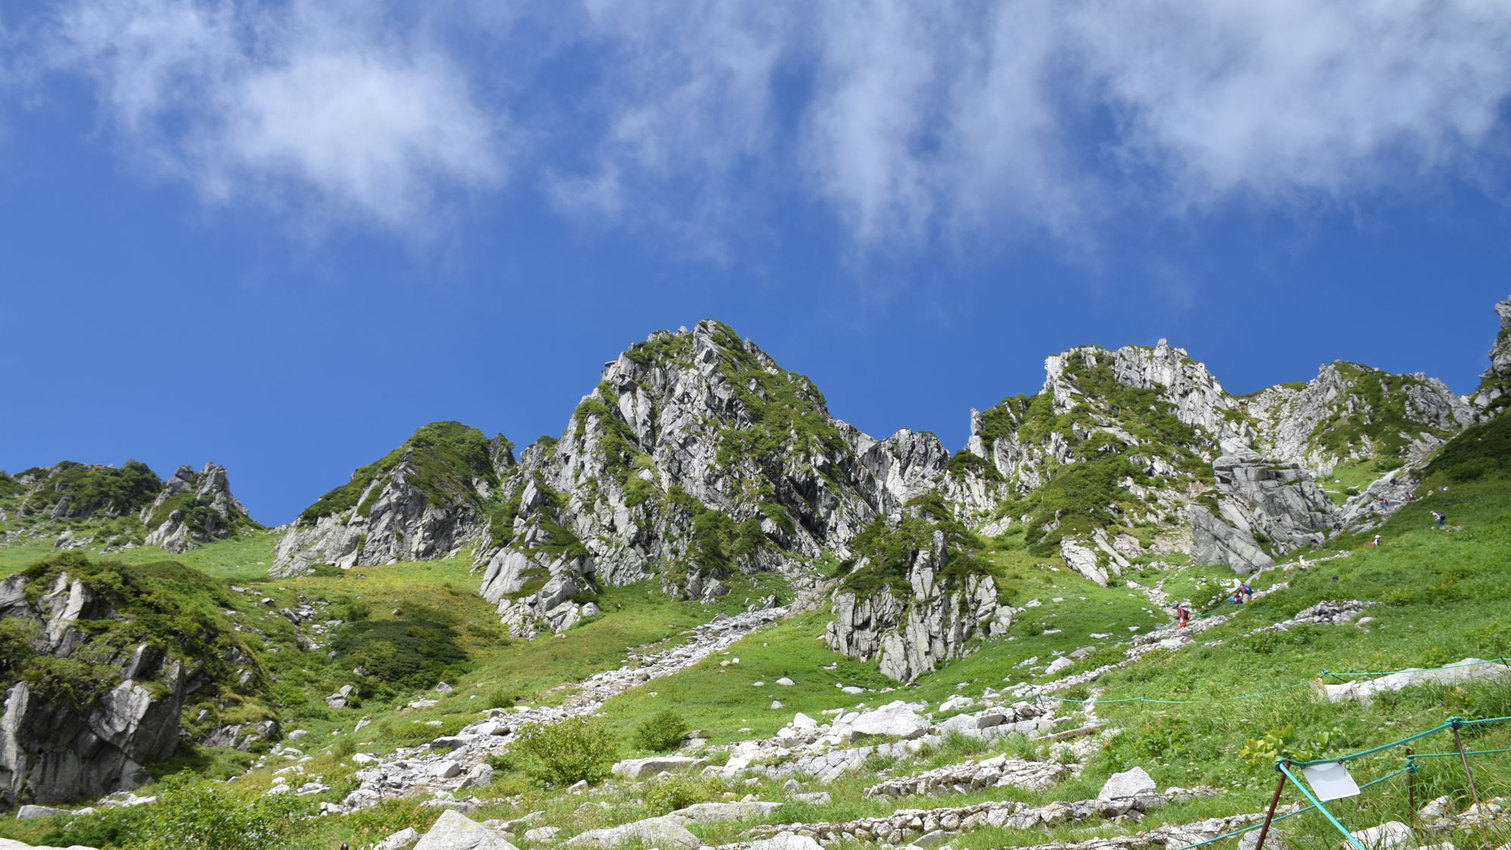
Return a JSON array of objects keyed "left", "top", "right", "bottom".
[
  {"left": 1449, "top": 719, "right": 1482, "bottom": 811},
  {"left": 1253, "top": 762, "right": 1290, "bottom": 850}
]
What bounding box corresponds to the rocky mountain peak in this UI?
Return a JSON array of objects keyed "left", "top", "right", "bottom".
[
  {"left": 1247, "top": 360, "right": 1473, "bottom": 476},
  {"left": 272, "top": 422, "right": 505, "bottom": 577},
  {"left": 1472, "top": 295, "right": 1511, "bottom": 416},
  {"left": 477, "top": 320, "right": 976, "bottom": 638},
  {"left": 140, "top": 462, "right": 257, "bottom": 554},
  {"left": 1044, "top": 341, "right": 1248, "bottom": 446}
]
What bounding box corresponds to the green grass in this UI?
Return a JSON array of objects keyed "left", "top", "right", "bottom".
[
  {"left": 1319, "top": 458, "right": 1393, "bottom": 504},
  {"left": 598, "top": 609, "right": 893, "bottom": 745},
  {"left": 0, "top": 528, "right": 280, "bottom": 581}
]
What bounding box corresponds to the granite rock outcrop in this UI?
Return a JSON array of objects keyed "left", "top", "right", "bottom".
[{"left": 0, "top": 572, "right": 188, "bottom": 805}]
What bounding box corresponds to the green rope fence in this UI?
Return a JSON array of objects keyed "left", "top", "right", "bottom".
[{"left": 1168, "top": 713, "right": 1510, "bottom": 849}]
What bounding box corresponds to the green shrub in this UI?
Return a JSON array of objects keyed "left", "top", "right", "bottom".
[
  {"left": 487, "top": 687, "right": 520, "bottom": 709},
  {"left": 133, "top": 775, "right": 317, "bottom": 850},
  {"left": 644, "top": 776, "right": 713, "bottom": 815},
  {"left": 633, "top": 709, "right": 690, "bottom": 753},
  {"left": 330, "top": 612, "right": 470, "bottom": 696},
  {"left": 512, "top": 717, "right": 618, "bottom": 787}
]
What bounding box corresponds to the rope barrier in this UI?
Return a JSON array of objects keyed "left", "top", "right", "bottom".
[
  {"left": 1290, "top": 723, "right": 1453, "bottom": 768},
  {"left": 1410, "top": 747, "right": 1511, "bottom": 759},
  {"left": 1026, "top": 682, "right": 1311, "bottom": 707},
  {"left": 1322, "top": 658, "right": 1510, "bottom": 678},
  {"left": 1170, "top": 759, "right": 1432, "bottom": 849}
]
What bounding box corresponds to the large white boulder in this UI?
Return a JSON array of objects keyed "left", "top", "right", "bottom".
[
  {"left": 414, "top": 810, "right": 518, "bottom": 850},
  {"left": 850, "top": 701, "right": 930, "bottom": 740},
  {"left": 1097, "top": 767, "right": 1157, "bottom": 800}
]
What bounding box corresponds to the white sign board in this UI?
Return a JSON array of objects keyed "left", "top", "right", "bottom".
[{"left": 1301, "top": 761, "right": 1361, "bottom": 802}]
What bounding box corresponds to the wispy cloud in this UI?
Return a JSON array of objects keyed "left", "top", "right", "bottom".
[
  {"left": 47, "top": 0, "right": 503, "bottom": 233},
  {"left": 555, "top": 0, "right": 1511, "bottom": 248},
  {"left": 1073, "top": 1, "right": 1511, "bottom": 204},
  {"left": 32, "top": 0, "right": 1511, "bottom": 250}
]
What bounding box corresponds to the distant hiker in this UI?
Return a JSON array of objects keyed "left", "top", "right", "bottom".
[
  {"left": 1241, "top": 582, "right": 1254, "bottom": 602},
  {"left": 1331, "top": 575, "right": 1339, "bottom": 584},
  {"left": 1381, "top": 497, "right": 1390, "bottom": 510},
  {"left": 1390, "top": 477, "right": 1398, "bottom": 486},
  {"left": 1371, "top": 534, "right": 1381, "bottom": 547},
  {"left": 1172, "top": 603, "right": 1188, "bottom": 628},
  {"left": 1297, "top": 555, "right": 1309, "bottom": 571}
]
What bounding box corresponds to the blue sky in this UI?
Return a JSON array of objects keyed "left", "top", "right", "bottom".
[{"left": 2, "top": 1, "right": 1509, "bottom": 525}]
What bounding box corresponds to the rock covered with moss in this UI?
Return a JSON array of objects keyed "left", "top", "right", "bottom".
[
  {"left": 961, "top": 342, "right": 1228, "bottom": 579},
  {"left": 0, "top": 555, "right": 264, "bottom": 805},
  {"left": 1247, "top": 361, "right": 1473, "bottom": 476},
  {"left": 141, "top": 463, "right": 257, "bottom": 553},
  {"left": 1472, "top": 295, "right": 1511, "bottom": 417},
  {"left": 826, "top": 498, "right": 1009, "bottom": 681},
  {"left": 0, "top": 460, "right": 256, "bottom": 554},
  {"left": 272, "top": 422, "right": 513, "bottom": 577},
  {"left": 478, "top": 321, "right": 979, "bottom": 638}
]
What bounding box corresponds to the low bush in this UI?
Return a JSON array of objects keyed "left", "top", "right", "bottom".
[
  {"left": 644, "top": 776, "right": 714, "bottom": 815},
  {"left": 512, "top": 717, "right": 618, "bottom": 787},
  {"left": 633, "top": 709, "right": 689, "bottom": 753},
  {"left": 133, "top": 775, "right": 317, "bottom": 850}
]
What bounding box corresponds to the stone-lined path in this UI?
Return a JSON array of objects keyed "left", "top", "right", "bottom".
[{"left": 336, "top": 606, "right": 790, "bottom": 810}]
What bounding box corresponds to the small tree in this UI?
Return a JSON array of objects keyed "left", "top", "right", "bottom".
[
  {"left": 633, "top": 709, "right": 689, "bottom": 753},
  {"left": 512, "top": 717, "right": 617, "bottom": 786}
]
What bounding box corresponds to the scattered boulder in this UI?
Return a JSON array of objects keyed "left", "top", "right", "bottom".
[
  {"left": 373, "top": 827, "right": 421, "bottom": 850},
  {"left": 748, "top": 834, "right": 823, "bottom": 850},
  {"left": 14, "top": 804, "right": 73, "bottom": 820},
  {"left": 1320, "top": 658, "right": 1511, "bottom": 704},
  {"left": 1350, "top": 821, "right": 1413, "bottom": 849},
  {"left": 850, "top": 701, "right": 930, "bottom": 740},
  {"left": 564, "top": 814, "right": 700, "bottom": 850},
  {"left": 1098, "top": 767, "right": 1157, "bottom": 800},
  {"left": 609, "top": 756, "right": 707, "bottom": 780},
  {"left": 414, "top": 809, "right": 518, "bottom": 850}
]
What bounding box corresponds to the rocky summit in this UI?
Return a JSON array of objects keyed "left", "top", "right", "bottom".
[
  {"left": 0, "top": 297, "right": 1508, "bottom": 850},
  {"left": 0, "top": 460, "right": 257, "bottom": 554}
]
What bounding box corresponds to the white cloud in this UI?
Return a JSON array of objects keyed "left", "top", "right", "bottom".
[
  {"left": 47, "top": 0, "right": 502, "bottom": 232},
  {"left": 1072, "top": 0, "right": 1511, "bottom": 205},
  {"left": 552, "top": 0, "right": 1511, "bottom": 248},
  {"left": 35, "top": 0, "right": 1511, "bottom": 249}
]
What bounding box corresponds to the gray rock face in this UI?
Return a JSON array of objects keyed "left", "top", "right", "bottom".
[
  {"left": 413, "top": 810, "right": 518, "bottom": 850},
  {"left": 141, "top": 463, "right": 252, "bottom": 553},
  {"left": 1189, "top": 453, "right": 1335, "bottom": 573},
  {"left": 0, "top": 572, "right": 189, "bottom": 805},
  {"left": 826, "top": 531, "right": 1008, "bottom": 681},
  {"left": 1249, "top": 361, "right": 1473, "bottom": 475},
  {"left": 273, "top": 428, "right": 512, "bottom": 577},
  {"left": 1189, "top": 505, "right": 1274, "bottom": 575},
  {"left": 478, "top": 321, "right": 991, "bottom": 638},
  {"left": 1472, "top": 296, "right": 1511, "bottom": 416}
]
